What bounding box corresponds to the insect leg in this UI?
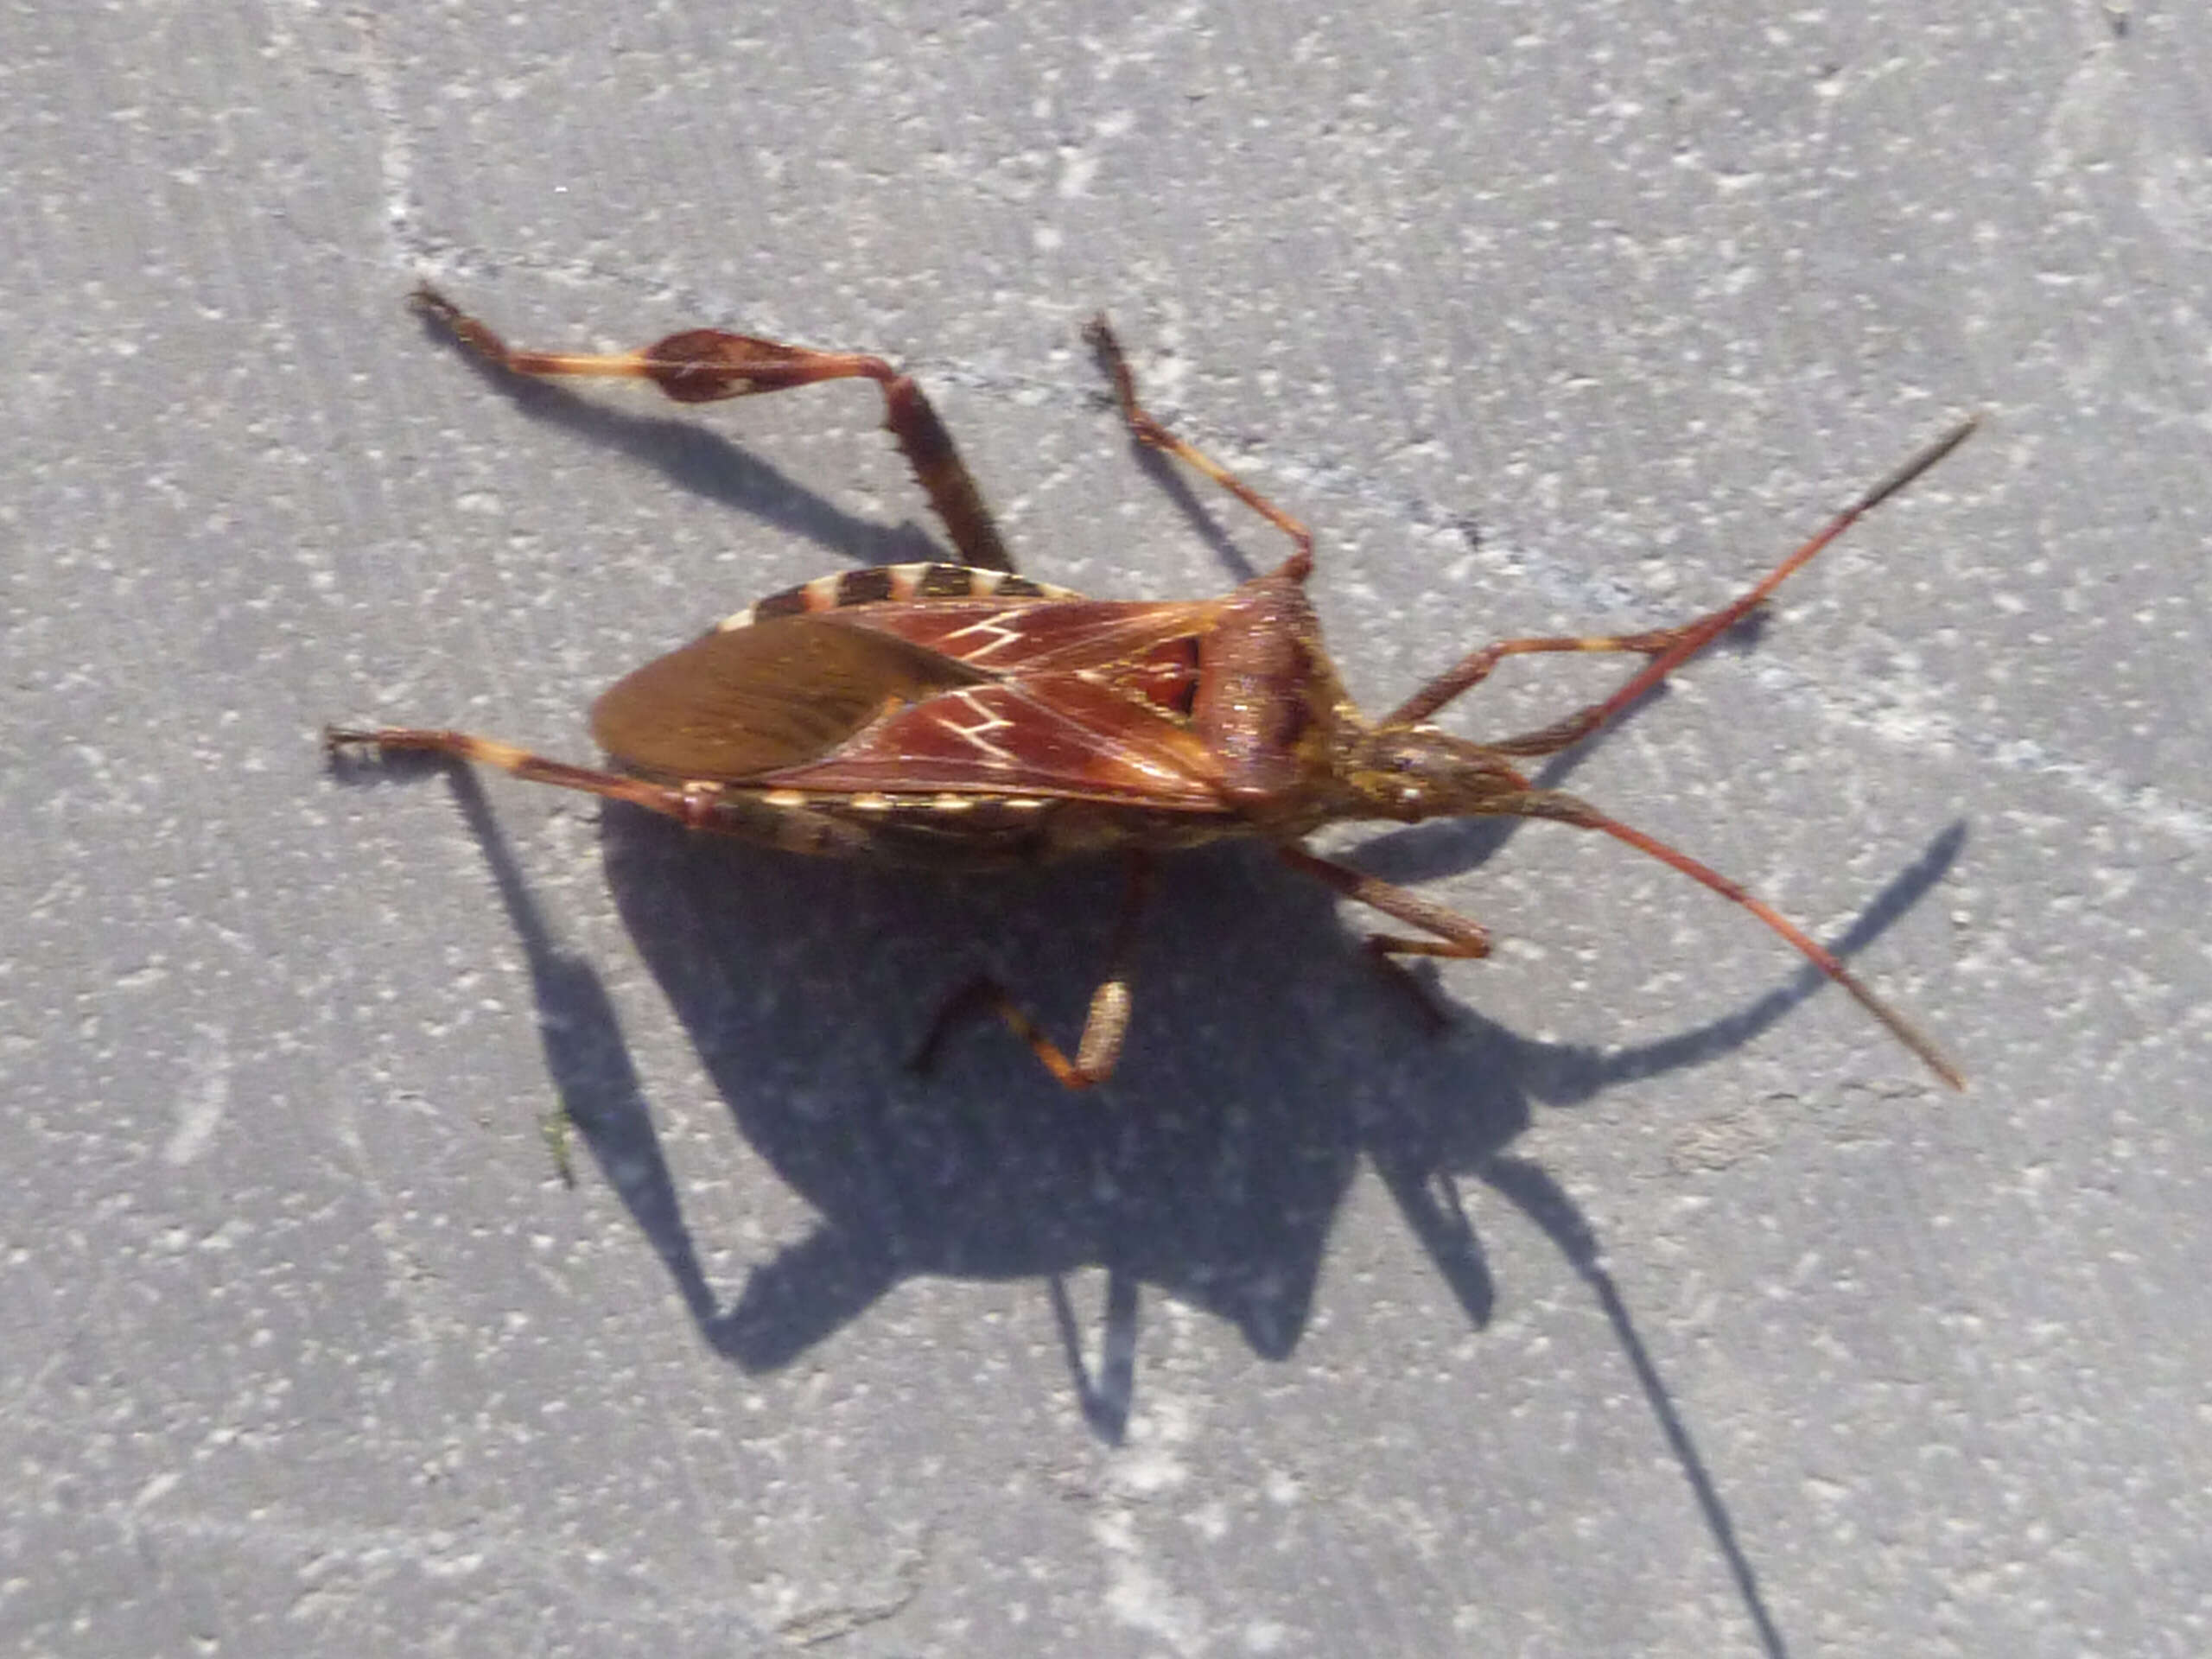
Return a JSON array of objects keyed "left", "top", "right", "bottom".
[
  {"left": 326, "top": 723, "right": 698, "bottom": 810},
  {"left": 1384, "top": 416, "right": 1980, "bottom": 733},
  {"left": 1278, "top": 844, "right": 1493, "bottom": 961},
  {"left": 1276, "top": 844, "right": 1492, "bottom": 1031},
  {"left": 1085, "top": 315, "right": 1315, "bottom": 577},
  {"left": 911, "top": 855, "right": 1154, "bottom": 1090},
  {"left": 410, "top": 285, "right": 1014, "bottom": 572},
  {"left": 321, "top": 725, "right": 874, "bottom": 852},
  {"left": 1383, "top": 624, "right": 1712, "bottom": 750}
]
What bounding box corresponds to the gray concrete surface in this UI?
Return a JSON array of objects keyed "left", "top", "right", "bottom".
[{"left": 5, "top": 3, "right": 2207, "bottom": 1655}]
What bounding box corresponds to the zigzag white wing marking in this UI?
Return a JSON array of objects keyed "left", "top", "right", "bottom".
[
  {"left": 937, "top": 687, "right": 1018, "bottom": 768},
  {"left": 937, "top": 609, "right": 1030, "bottom": 662}
]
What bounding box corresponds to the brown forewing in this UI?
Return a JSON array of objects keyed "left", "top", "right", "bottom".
[
  {"left": 757, "top": 672, "right": 1227, "bottom": 807},
  {"left": 762, "top": 595, "right": 1235, "bottom": 807},
  {"left": 597, "top": 594, "right": 1237, "bottom": 810}
]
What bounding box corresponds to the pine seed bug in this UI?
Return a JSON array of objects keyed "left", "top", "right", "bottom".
[{"left": 328, "top": 286, "right": 1974, "bottom": 1090}]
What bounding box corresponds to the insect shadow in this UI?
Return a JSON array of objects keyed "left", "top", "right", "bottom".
[
  {"left": 382, "top": 748, "right": 1961, "bottom": 1411},
  {"left": 380, "top": 754, "right": 1952, "bottom": 1659}
]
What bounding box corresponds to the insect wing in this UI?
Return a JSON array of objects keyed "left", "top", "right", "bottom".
[
  {"left": 758, "top": 671, "right": 1227, "bottom": 808},
  {"left": 753, "top": 594, "right": 1235, "bottom": 808},
  {"left": 589, "top": 613, "right": 990, "bottom": 782},
  {"left": 835, "top": 594, "right": 1224, "bottom": 677}
]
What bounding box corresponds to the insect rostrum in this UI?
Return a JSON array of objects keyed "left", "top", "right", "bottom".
[{"left": 328, "top": 286, "right": 1974, "bottom": 1090}]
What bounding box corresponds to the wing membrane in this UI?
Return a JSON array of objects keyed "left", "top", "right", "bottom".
[{"left": 591, "top": 614, "right": 989, "bottom": 781}]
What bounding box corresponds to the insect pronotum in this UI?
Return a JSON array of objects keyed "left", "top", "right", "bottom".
[{"left": 329, "top": 286, "right": 1974, "bottom": 1091}]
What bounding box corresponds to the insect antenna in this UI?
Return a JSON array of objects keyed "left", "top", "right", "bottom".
[{"left": 1509, "top": 788, "right": 1964, "bottom": 1089}]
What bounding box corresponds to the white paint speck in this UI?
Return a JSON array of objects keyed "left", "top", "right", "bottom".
[{"left": 163, "top": 1025, "right": 230, "bottom": 1166}]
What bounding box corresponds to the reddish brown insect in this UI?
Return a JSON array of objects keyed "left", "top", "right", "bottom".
[{"left": 328, "top": 286, "right": 1974, "bottom": 1090}]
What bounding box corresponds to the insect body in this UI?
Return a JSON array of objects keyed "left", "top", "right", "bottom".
[{"left": 329, "top": 288, "right": 1974, "bottom": 1090}]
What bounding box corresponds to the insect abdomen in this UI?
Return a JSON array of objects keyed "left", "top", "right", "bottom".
[
  {"left": 716, "top": 562, "right": 1080, "bottom": 631},
  {"left": 690, "top": 786, "right": 1245, "bottom": 868}
]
